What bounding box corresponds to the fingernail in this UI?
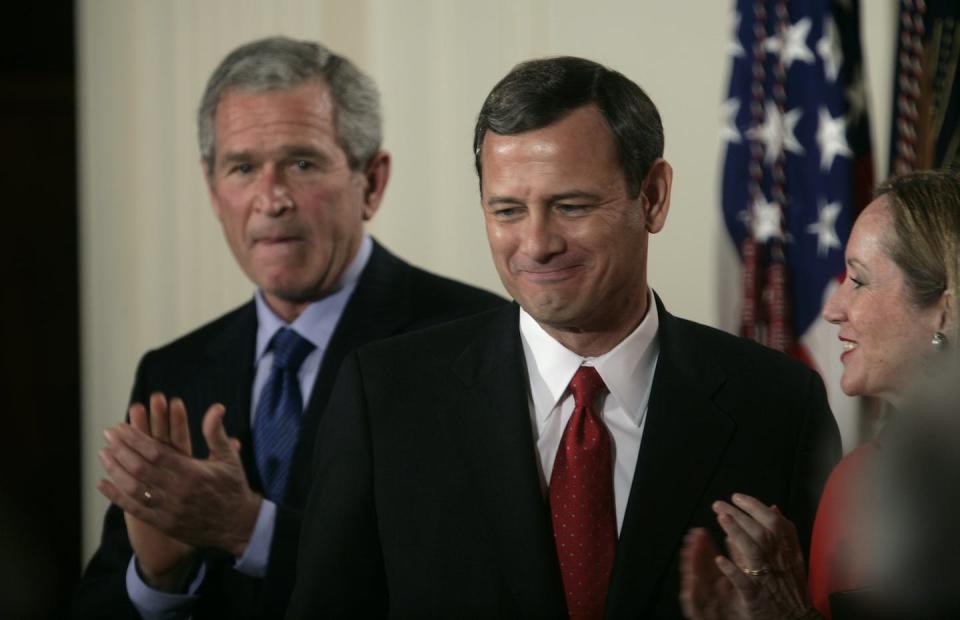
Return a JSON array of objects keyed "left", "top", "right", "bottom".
[{"left": 732, "top": 493, "right": 744, "bottom": 503}]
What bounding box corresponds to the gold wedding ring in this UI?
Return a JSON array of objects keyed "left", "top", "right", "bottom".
[
  {"left": 741, "top": 565, "right": 770, "bottom": 576},
  {"left": 142, "top": 489, "right": 153, "bottom": 504}
]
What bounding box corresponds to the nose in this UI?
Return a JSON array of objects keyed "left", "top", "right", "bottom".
[
  {"left": 252, "top": 166, "right": 294, "bottom": 216},
  {"left": 519, "top": 211, "right": 565, "bottom": 263},
  {"left": 822, "top": 275, "right": 847, "bottom": 324}
]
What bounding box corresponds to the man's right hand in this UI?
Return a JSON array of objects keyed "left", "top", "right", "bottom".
[
  {"left": 99, "top": 394, "right": 198, "bottom": 592},
  {"left": 98, "top": 392, "right": 262, "bottom": 563}
]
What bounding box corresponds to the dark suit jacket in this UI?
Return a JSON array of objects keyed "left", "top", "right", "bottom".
[
  {"left": 71, "top": 241, "right": 505, "bottom": 619},
  {"left": 287, "top": 297, "right": 841, "bottom": 619}
]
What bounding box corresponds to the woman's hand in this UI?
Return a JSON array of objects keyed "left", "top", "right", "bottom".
[{"left": 679, "top": 493, "right": 820, "bottom": 620}]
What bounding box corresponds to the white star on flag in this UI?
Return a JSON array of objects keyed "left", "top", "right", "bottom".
[
  {"left": 729, "top": 12, "right": 745, "bottom": 58},
  {"left": 742, "top": 195, "right": 785, "bottom": 243},
  {"left": 816, "top": 107, "right": 852, "bottom": 171},
  {"left": 720, "top": 98, "right": 741, "bottom": 145},
  {"left": 764, "top": 17, "right": 815, "bottom": 69},
  {"left": 816, "top": 17, "right": 843, "bottom": 82},
  {"left": 806, "top": 200, "right": 843, "bottom": 256},
  {"left": 748, "top": 100, "right": 805, "bottom": 163}
]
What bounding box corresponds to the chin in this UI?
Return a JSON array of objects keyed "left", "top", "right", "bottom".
[
  {"left": 261, "top": 280, "right": 323, "bottom": 303},
  {"left": 839, "top": 376, "right": 862, "bottom": 398},
  {"left": 520, "top": 297, "right": 579, "bottom": 326}
]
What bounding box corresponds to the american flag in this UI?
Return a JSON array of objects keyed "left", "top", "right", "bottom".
[{"left": 721, "top": 0, "right": 873, "bottom": 448}]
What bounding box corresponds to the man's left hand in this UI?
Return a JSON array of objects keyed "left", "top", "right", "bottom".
[{"left": 98, "top": 402, "right": 262, "bottom": 558}]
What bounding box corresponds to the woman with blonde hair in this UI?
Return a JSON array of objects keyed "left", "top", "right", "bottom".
[{"left": 680, "top": 169, "right": 960, "bottom": 620}]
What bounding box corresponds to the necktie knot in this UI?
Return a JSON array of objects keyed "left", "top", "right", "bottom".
[
  {"left": 270, "top": 327, "right": 315, "bottom": 371},
  {"left": 569, "top": 365, "right": 606, "bottom": 409}
]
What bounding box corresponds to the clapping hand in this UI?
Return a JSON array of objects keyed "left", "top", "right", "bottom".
[
  {"left": 679, "top": 494, "right": 820, "bottom": 620},
  {"left": 98, "top": 393, "right": 262, "bottom": 591}
]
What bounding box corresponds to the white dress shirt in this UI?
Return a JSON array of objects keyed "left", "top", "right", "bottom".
[{"left": 519, "top": 290, "right": 660, "bottom": 532}]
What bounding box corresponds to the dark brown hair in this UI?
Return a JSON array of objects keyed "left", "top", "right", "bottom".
[{"left": 473, "top": 56, "right": 663, "bottom": 198}]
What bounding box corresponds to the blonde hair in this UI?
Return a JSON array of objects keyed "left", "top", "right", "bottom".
[{"left": 877, "top": 169, "right": 960, "bottom": 345}]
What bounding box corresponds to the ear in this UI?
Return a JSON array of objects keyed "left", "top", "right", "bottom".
[
  {"left": 359, "top": 150, "right": 391, "bottom": 221},
  {"left": 203, "top": 159, "right": 225, "bottom": 222},
  {"left": 639, "top": 158, "right": 672, "bottom": 234},
  {"left": 936, "top": 289, "right": 954, "bottom": 334}
]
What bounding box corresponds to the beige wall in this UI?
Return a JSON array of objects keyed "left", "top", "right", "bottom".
[{"left": 78, "top": 0, "right": 896, "bottom": 559}]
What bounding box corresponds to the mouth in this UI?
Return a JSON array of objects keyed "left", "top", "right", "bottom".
[
  {"left": 254, "top": 235, "right": 302, "bottom": 246},
  {"left": 515, "top": 265, "right": 584, "bottom": 284},
  {"left": 839, "top": 338, "right": 857, "bottom": 360}
]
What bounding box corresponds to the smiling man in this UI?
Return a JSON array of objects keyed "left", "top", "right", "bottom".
[
  {"left": 287, "top": 56, "right": 841, "bottom": 619},
  {"left": 71, "top": 37, "right": 503, "bottom": 620}
]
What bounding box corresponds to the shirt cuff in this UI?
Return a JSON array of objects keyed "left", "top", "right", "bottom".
[
  {"left": 233, "top": 498, "right": 276, "bottom": 578},
  {"left": 126, "top": 555, "right": 204, "bottom": 620}
]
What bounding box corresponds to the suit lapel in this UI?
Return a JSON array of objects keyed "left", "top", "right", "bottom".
[
  {"left": 309, "top": 241, "right": 415, "bottom": 414},
  {"left": 445, "top": 304, "right": 567, "bottom": 616},
  {"left": 287, "top": 242, "right": 416, "bottom": 506},
  {"left": 606, "top": 299, "right": 735, "bottom": 616},
  {"left": 201, "top": 301, "right": 258, "bottom": 481}
]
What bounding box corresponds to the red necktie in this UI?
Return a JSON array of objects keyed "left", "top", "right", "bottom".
[{"left": 549, "top": 366, "right": 616, "bottom": 620}]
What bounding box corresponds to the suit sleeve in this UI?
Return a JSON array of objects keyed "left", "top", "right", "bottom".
[
  {"left": 788, "top": 368, "right": 842, "bottom": 557},
  {"left": 286, "top": 352, "right": 388, "bottom": 619},
  {"left": 69, "top": 356, "right": 154, "bottom": 619}
]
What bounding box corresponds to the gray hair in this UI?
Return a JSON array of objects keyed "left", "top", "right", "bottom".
[{"left": 198, "top": 36, "right": 382, "bottom": 172}]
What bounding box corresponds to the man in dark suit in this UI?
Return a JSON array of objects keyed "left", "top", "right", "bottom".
[
  {"left": 72, "top": 37, "right": 503, "bottom": 620},
  {"left": 287, "top": 56, "right": 841, "bottom": 618}
]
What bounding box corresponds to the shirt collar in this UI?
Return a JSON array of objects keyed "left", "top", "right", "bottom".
[
  {"left": 254, "top": 234, "right": 373, "bottom": 362},
  {"left": 519, "top": 288, "right": 660, "bottom": 426}
]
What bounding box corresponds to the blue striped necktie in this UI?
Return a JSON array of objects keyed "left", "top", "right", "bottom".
[{"left": 253, "top": 327, "right": 315, "bottom": 503}]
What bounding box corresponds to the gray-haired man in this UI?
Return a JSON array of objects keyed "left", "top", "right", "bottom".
[{"left": 72, "top": 37, "right": 503, "bottom": 620}]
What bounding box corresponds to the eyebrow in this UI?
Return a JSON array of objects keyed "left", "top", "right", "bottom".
[
  {"left": 484, "top": 190, "right": 604, "bottom": 207},
  {"left": 218, "top": 150, "right": 255, "bottom": 166},
  {"left": 280, "top": 145, "right": 330, "bottom": 161},
  {"left": 485, "top": 195, "right": 524, "bottom": 207},
  {"left": 550, "top": 191, "right": 604, "bottom": 202},
  {"left": 218, "top": 145, "right": 332, "bottom": 165},
  {"left": 846, "top": 258, "right": 869, "bottom": 272}
]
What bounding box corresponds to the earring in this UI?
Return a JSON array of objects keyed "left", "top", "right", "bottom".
[{"left": 932, "top": 332, "right": 947, "bottom": 348}]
